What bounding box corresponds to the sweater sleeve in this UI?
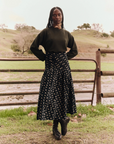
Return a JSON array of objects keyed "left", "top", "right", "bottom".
[
  {"left": 67, "top": 33, "right": 78, "bottom": 60},
  {"left": 30, "top": 30, "right": 46, "bottom": 61}
]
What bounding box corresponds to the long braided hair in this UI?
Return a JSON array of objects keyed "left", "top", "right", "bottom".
[{"left": 46, "top": 7, "right": 64, "bottom": 29}]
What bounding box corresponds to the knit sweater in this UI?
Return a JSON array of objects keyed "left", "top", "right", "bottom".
[{"left": 30, "top": 27, "right": 78, "bottom": 61}]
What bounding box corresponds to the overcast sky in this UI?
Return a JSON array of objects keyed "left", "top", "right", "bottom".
[{"left": 0, "top": 0, "right": 114, "bottom": 33}]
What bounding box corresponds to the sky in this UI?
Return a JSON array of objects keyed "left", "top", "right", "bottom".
[{"left": 0, "top": 0, "right": 114, "bottom": 33}]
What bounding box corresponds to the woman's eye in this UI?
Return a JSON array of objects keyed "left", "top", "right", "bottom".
[{"left": 53, "top": 14, "right": 61, "bottom": 17}]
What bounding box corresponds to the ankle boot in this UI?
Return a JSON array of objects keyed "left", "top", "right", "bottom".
[
  {"left": 53, "top": 120, "right": 62, "bottom": 140},
  {"left": 59, "top": 117, "right": 70, "bottom": 136}
]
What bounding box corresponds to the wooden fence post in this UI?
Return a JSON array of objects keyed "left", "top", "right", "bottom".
[{"left": 96, "top": 49, "right": 101, "bottom": 103}]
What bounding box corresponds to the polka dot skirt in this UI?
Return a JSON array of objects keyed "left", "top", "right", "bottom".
[{"left": 37, "top": 52, "right": 76, "bottom": 120}]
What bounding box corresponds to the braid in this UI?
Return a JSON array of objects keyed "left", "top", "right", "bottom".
[{"left": 46, "top": 7, "right": 64, "bottom": 29}]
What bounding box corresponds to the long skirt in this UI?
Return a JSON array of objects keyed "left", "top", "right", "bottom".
[{"left": 37, "top": 52, "right": 76, "bottom": 120}]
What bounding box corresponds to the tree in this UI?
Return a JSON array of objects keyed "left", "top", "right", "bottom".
[
  {"left": 0, "top": 24, "right": 8, "bottom": 32},
  {"left": 91, "top": 23, "right": 103, "bottom": 32},
  {"left": 110, "top": 30, "right": 114, "bottom": 37},
  {"left": 13, "top": 24, "right": 37, "bottom": 54},
  {"left": 15, "top": 23, "right": 36, "bottom": 31},
  {"left": 77, "top": 25, "right": 83, "bottom": 30},
  {"left": 83, "top": 23, "right": 91, "bottom": 29},
  {"left": 77, "top": 23, "right": 91, "bottom": 30}
]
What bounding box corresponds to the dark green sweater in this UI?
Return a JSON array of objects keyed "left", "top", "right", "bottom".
[{"left": 30, "top": 27, "right": 78, "bottom": 61}]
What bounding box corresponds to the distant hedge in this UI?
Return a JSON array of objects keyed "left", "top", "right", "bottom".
[{"left": 101, "top": 33, "right": 109, "bottom": 37}]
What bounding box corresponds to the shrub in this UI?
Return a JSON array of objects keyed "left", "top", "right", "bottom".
[
  {"left": 110, "top": 31, "right": 114, "bottom": 37},
  {"left": 27, "top": 49, "right": 33, "bottom": 54},
  {"left": 101, "top": 53, "right": 107, "bottom": 57},
  {"left": 101, "top": 33, "right": 109, "bottom": 37},
  {"left": 107, "top": 45, "right": 109, "bottom": 48},
  {"left": 11, "top": 44, "right": 21, "bottom": 52}
]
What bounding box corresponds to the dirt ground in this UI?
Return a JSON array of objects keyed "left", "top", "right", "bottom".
[{"left": 0, "top": 131, "right": 114, "bottom": 144}]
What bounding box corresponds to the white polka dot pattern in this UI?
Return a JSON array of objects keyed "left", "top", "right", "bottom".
[{"left": 37, "top": 52, "right": 76, "bottom": 120}]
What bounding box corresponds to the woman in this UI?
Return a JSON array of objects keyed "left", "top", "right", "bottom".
[{"left": 30, "top": 7, "right": 78, "bottom": 140}]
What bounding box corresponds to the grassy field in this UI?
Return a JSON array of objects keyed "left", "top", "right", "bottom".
[
  {"left": 0, "top": 104, "right": 114, "bottom": 143},
  {"left": 0, "top": 60, "right": 113, "bottom": 82},
  {"left": 0, "top": 60, "right": 114, "bottom": 70}
]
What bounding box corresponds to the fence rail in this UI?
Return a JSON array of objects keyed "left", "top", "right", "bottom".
[
  {"left": 99, "top": 49, "right": 114, "bottom": 53},
  {"left": 0, "top": 80, "right": 94, "bottom": 84},
  {"left": 101, "top": 93, "right": 114, "bottom": 98},
  {"left": 0, "top": 58, "right": 97, "bottom": 106},
  {"left": 0, "top": 100, "right": 93, "bottom": 106},
  {"left": 96, "top": 49, "right": 114, "bottom": 102},
  {"left": 101, "top": 71, "right": 114, "bottom": 76}
]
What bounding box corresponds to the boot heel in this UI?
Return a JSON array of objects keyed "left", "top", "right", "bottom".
[
  {"left": 60, "top": 117, "right": 70, "bottom": 136},
  {"left": 53, "top": 120, "right": 62, "bottom": 140}
]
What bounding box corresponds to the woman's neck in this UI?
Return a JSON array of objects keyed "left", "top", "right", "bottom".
[{"left": 52, "top": 23, "right": 62, "bottom": 29}]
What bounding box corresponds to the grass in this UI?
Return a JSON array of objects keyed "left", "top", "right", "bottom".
[
  {"left": 0, "top": 61, "right": 45, "bottom": 69},
  {"left": 0, "top": 60, "right": 113, "bottom": 71},
  {"left": 0, "top": 104, "right": 114, "bottom": 143},
  {"left": 0, "top": 60, "right": 113, "bottom": 83},
  {"left": 0, "top": 106, "right": 50, "bottom": 135},
  {"left": 76, "top": 103, "right": 113, "bottom": 117},
  {"left": 0, "top": 104, "right": 114, "bottom": 136},
  {"left": 101, "top": 62, "right": 114, "bottom": 71},
  {"left": 0, "top": 60, "right": 113, "bottom": 82},
  {"left": 72, "top": 30, "right": 114, "bottom": 48}
]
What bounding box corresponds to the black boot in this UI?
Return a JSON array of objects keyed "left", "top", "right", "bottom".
[
  {"left": 53, "top": 120, "right": 62, "bottom": 140},
  {"left": 59, "top": 117, "right": 70, "bottom": 136}
]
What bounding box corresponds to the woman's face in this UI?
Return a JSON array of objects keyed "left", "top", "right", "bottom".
[{"left": 52, "top": 8, "right": 62, "bottom": 25}]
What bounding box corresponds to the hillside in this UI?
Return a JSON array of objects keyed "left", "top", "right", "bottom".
[
  {"left": 0, "top": 29, "right": 40, "bottom": 57},
  {"left": 0, "top": 29, "right": 19, "bottom": 55},
  {"left": 0, "top": 29, "right": 114, "bottom": 60},
  {"left": 71, "top": 30, "right": 114, "bottom": 60}
]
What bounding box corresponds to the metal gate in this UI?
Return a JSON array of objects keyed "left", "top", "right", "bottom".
[
  {"left": 0, "top": 58, "right": 98, "bottom": 106},
  {"left": 96, "top": 49, "right": 114, "bottom": 103}
]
